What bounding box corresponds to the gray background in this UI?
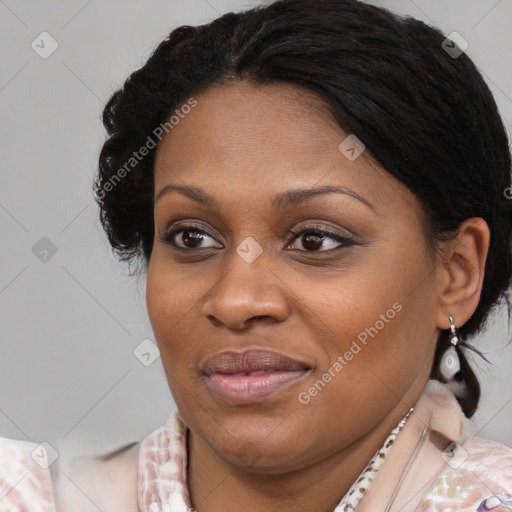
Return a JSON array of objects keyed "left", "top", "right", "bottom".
[{"left": 1, "top": 0, "right": 511, "bottom": 466}]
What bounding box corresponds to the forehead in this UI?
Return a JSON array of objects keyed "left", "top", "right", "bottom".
[
  {"left": 152, "top": 80, "right": 419, "bottom": 221},
  {"left": 155, "top": 81, "right": 364, "bottom": 179}
]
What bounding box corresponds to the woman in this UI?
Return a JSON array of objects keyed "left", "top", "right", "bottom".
[{"left": 2, "top": 0, "right": 512, "bottom": 510}]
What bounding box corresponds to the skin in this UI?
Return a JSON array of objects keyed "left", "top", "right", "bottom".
[{"left": 145, "top": 80, "right": 490, "bottom": 512}]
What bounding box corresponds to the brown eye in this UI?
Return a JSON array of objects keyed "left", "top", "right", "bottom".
[
  {"left": 160, "top": 224, "right": 222, "bottom": 250},
  {"left": 286, "top": 226, "right": 355, "bottom": 252}
]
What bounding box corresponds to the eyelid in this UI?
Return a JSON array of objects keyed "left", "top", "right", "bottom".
[{"left": 285, "top": 223, "right": 354, "bottom": 241}]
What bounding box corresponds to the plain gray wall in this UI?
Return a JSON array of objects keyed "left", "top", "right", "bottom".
[{"left": 1, "top": 0, "right": 511, "bottom": 466}]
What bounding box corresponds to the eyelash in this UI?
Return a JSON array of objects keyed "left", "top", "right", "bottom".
[{"left": 159, "top": 223, "right": 355, "bottom": 252}]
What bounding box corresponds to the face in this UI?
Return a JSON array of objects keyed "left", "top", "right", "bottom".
[{"left": 146, "top": 80, "right": 441, "bottom": 473}]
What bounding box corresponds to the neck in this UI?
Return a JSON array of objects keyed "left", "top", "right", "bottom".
[{"left": 187, "top": 398, "right": 417, "bottom": 512}]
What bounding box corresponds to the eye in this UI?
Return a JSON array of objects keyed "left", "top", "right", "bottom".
[
  {"left": 159, "top": 222, "right": 355, "bottom": 253},
  {"left": 159, "top": 224, "right": 222, "bottom": 250},
  {"left": 285, "top": 225, "right": 355, "bottom": 252}
]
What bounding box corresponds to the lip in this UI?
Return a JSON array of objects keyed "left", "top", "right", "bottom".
[{"left": 201, "top": 349, "right": 312, "bottom": 405}]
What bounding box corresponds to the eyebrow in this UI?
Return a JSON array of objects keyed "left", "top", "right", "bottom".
[{"left": 155, "top": 184, "right": 374, "bottom": 212}]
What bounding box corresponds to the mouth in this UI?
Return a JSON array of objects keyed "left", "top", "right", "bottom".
[{"left": 201, "top": 349, "right": 312, "bottom": 405}]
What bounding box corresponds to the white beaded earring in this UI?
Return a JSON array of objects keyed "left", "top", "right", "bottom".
[{"left": 439, "top": 315, "right": 461, "bottom": 381}]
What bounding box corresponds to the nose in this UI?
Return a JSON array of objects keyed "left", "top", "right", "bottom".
[{"left": 201, "top": 249, "right": 291, "bottom": 330}]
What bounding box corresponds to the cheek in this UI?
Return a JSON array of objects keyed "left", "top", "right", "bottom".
[
  {"left": 146, "top": 246, "right": 203, "bottom": 322},
  {"left": 305, "top": 236, "right": 436, "bottom": 389},
  {"left": 146, "top": 254, "right": 200, "bottom": 360},
  {"left": 146, "top": 256, "right": 205, "bottom": 409},
  {"left": 293, "top": 291, "right": 434, "bottom": 450}
]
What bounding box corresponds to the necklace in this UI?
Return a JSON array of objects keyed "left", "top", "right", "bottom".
[
  {"left": 382, "top": 422, "right": 432, "bottom": 512},
  {"left": 336, "top": 406, "right": 415, "bottom": 511}
]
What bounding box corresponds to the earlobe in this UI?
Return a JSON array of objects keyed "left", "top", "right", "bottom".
[{"left": 435, "top": 217, "right": 490, "bottom": 329}]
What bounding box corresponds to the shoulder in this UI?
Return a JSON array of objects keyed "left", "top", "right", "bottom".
[
  {"left": 0, "top": 435, "right": 57, "bottom": 511},
  {"left": 59, "top": 410, "right": 182, "bottom": 512},
  {"left": 59, "top": 441, "right": 141, "bottom": 512},
  {"left": 460, "top": 435, "right": 512, "bottom": 480},
  {"left": 417, "top": 435, "right": 512, "bottom": 510}
]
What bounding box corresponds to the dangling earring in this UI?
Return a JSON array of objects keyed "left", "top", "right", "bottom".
[{"left": 439, "top": 315, "right": 461, "bottom": 382}]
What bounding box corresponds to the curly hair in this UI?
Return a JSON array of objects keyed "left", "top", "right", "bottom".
[{"left": 94, "top": 0, "right": 512, "bottom": 417}]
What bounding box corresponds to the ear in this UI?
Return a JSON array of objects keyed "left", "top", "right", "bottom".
[{"left": 435, "top": 217, "right": 490, "bottom": 330}]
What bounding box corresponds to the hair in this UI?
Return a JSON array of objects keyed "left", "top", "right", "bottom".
[{"left": 94, "top": 0, "right": 512, "bottom": 418}]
